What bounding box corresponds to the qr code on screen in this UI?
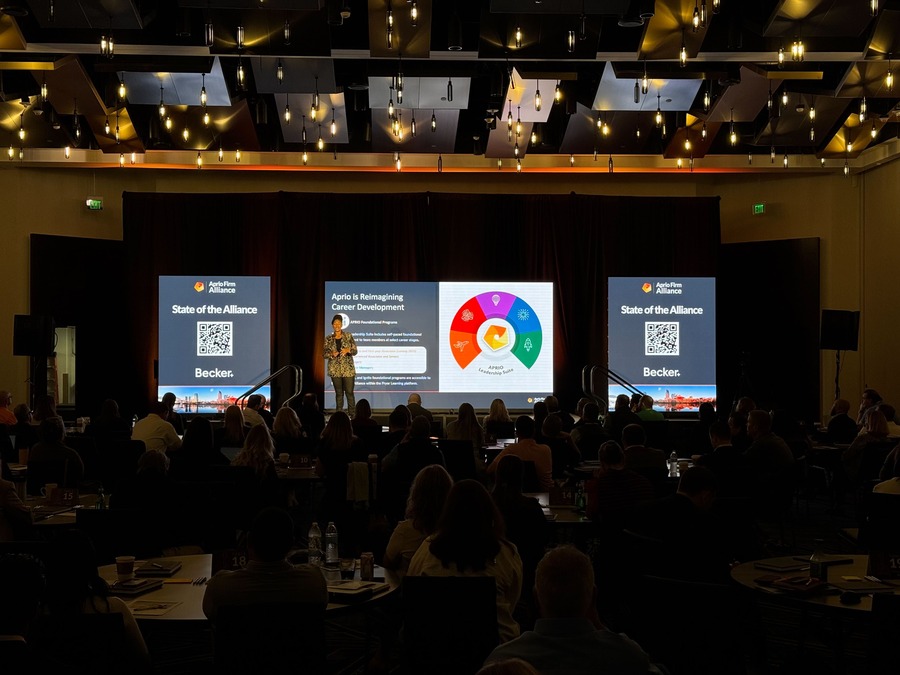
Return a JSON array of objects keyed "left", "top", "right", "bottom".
[
  {"left": 197, "top": 322, "right": 233, "bottom": 356},
  {"left": 645, "top": 322, "right": 679, "bottom": 356}
]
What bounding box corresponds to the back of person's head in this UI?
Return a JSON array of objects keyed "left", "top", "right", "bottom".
[
  {"left": 408, "top": 393, "right": 423, "bottom": 406},
  {"left": 32, "top": 394, "right": 57, "bottom": 420},
  {"left": 162, "top": 392, "right": 176, "bottom": 408},
  {"left": 248, "top": 508, "right": 294, "bottom": 562},
  {"left": 544, "top": 395, "right": 560, "bottom": 412},
  {"left": 477, "top": 659, "right": 541, "bottom": 675},
  {"left": 697, "top": 401, "right": 716, "bottom": 423},
  {"left": 38, "top": 416, "right": 65, "bottom": 444},
  {"left": 532, "top": 401, "right": 548, "bottom": 421},
  {"left": 137, "top": 449, "right": 170, "bottom": 475},
  {"left": 641, "top": 395, "right": 654, "bottom": 410},
  {"left": 301, "top": 393, "right": 320, "bottom": 410},
  {"left": 99, "top": 398, "right": 121, "bottom": 421},
  {"left": 389, "top": 405, "right": 411, "bottom": 431},
  {"left": 830, "top": 398, "right": 851, "bottom": 416},
  {"left": 863, "top": 389, "right": 883, "bottom": 405},
  {"left": 13, "top": 402, "right": 31, "bottom": 424},
  {"left": 151, "top": 400, "right": 168, "bottom": 417},
  {"left": 235, "top": 423, "right": 275, "bottom": 475},
  {"left": 223, "top": 404, "right": 246, "bottom": 441},
  {"left": 488, "top": 398, "right": 511, "bottom": 422},
  {"left": 273, "top": 407, "right": 302, "bottom": 438},
  {"left": 407, "top": 415, "right": 431, "bottom": 441},
  {"left": 735, "top": 397, "right": 757, "bottom": 415},
  {"left": 630, "top": 393, "right": 642, "bottom": 411},
  {"left": 614, "top": 394, "right": 631, "bottom": 411},
  {"left": 406, "top": 464, "right": 453, "bottom": 534},
  {"left": 534, "top": 545, "right": 595, "bottom": 619},
  {"left": 866, "top": 410, "right": 890, "bottom": 437},
  {"left": 728, "top": 412, "right": 747, "bottom": 434},
  {"left": 514, "top": 415, "right": 535, "bottom": 439},
  {"left": 322, "top": 411, "right": 354, "bottom": 449},
  {"left": 457, "top": 402, "right": 477, "bottom": 426},
  {"left": 247, "top": 394, "right": 263, "bottom": 410},
  {"left": 355, "top": 398, "right": 373, "bottom": 421},
  {"left": 582, "top": 402, "right": 600, "bottom": 423},
  {"left": 708, "top": 421, "right": 731, "bottom": 446},
  {"left": 429, "top": 479, "right": 504, "bottom": 572},
  {"left": 183, "top": 416, "right": 214, "bottom": 454},
  {"left": 575, "top": 397, "right": 592, "bottom": 417},
  {"left": 0, "top": 554, "right": 46, "bottom": 636},
  {"left": 621, "top": 423, "right": 646, "bottom": 447},
  {"left": 493, "top": 454, "right": 524, "bottom": 493},
  {"left": 598, "top": 440, "right": 624, "bottom": 466},
  {"left": 541, "top": 413, "right": 562, "bottom": 438},
  {"left": 678, "top": 466, "right": 718, "bottom": 497},
  {"left": 747, "top": 409, "right": 772, "bottom": 436}
]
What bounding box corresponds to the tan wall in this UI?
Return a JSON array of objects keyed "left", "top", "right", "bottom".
[{"left": 0, "top": 163, "right": 881, "bottom": 419}]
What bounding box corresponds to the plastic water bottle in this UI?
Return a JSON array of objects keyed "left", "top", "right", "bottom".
[
  {"left": 668, "top": 451, "right": 679, "bottom": 476},
  {"left": 325, "top": 521, "right": 339, "bottom": 564},
  {"left": 307, "top": 522, "right": 322, "bottom": 566},
  {"left": 96, "top": 487, "right": 106, "bottom": 510}
]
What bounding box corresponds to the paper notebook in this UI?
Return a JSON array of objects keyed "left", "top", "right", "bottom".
[{"left": 135, "top": 559, "right": 183, "bottom": 577}]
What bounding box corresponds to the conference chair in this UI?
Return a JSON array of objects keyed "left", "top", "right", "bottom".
[
  {"left": 437, "top": 439, "right": 478, "bottom": 482},
  {"left": 401, "top": 576, "right": 499, "bottom": 675}
]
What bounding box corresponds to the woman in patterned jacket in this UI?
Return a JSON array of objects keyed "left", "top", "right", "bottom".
[{"left": 324, "top": 314, "right": 358, "bottom": 417}]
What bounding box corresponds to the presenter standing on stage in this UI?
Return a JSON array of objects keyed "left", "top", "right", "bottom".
[{"left": 324, "top": 315, "right": 358, "bottom": 417}]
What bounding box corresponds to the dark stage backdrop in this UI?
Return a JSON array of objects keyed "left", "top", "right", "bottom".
[{"left": 111, "top": 192, "right": 719, "bottom": 413}]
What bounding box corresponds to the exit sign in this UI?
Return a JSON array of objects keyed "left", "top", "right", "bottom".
[
  {"left": 85, "top": 197, "right": 103, "bottom": 210},
  {"left": 752, "top": 202, "right": 766, "bottom": 215}
]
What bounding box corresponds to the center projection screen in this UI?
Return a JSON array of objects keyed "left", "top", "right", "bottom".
[{"left": 325, "top": 282, "right": 554, "bottom": 410}]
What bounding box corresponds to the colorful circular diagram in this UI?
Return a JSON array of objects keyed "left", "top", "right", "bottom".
[{"left": 449, "top": 292, "right": 543, "bottom": 369}]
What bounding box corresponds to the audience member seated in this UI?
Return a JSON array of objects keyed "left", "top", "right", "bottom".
[
  {"left": 734, "top": 396, "right": 756, "bottom": 416},
  {"left": 272, "top": 406, "right": 307, "bottom": 455},
  {"left": 483, "top": 546, "right": 660, "bottom": 675},
  {"left": 621, "top": 424, "right": 666, "bottom": 479},
  {"left": 203, "top": 507, "right": 327, "bottom": 621},
  {"left": 477, "top": 658, "right": 541, "bottom": 675},
  {"left": 257, "top": 395, "right": 275, "bottom": 429},
  {"left": 446, "top": 402, "right": 485, "bottom": 458},
  {"left": 406, "top": 393, "right": 433, "bottom": 422},
  {"left": 242, "top": 395, "right": 267, "bottom": 428},
  {"left": 487, "top": 416, "right": 553, "bottom": 492},
  {"left": 532, "top": 401, "right": 549, "bottom": 445},
  {"left": 842, "top": 409, "right": 891, "bottom": 484},
  {"left": 86, "top": 399, "right": 132, "bottom": 440},
  {"left": 214, "top": 404, "right": 247, "bottom": 453},
  {"left": 297, "top": 393, "right": 325, "bottom": 441},
  {"left": 491, "top": 455, "right": 547, "bottom": 623},
  {"left": 132, "top": 401, "right": 183, "bottom": 454},
  {"left": 382, "top": 416, "right": 446, "bottom": 524},
  {"left": 603, "top": 395, "right": 642, "bottom": 444},
  {"left": 0, "top": 389, "right": 16, "bottom": 427},
  {"left": 169, "top": 416, "right": 229, "bottom": 481},
  {"left": 484, "top": 398, "right": 515, "bottom": 440},
  {"left": 232, "top": 424, "right": 280, "bottom": 512},
  {"left": 826, "top": 398, "right": 859, "bottom": 444},
  {"left": 585, "top": 441, "right": 654, "bottom": 526},
  {"left": 694, "top": 421, "right": 749, "bottom": 499},
  {"left": 0, "top": 554, "right": 64, "bottom": 668},
  {"left": 8, "top": 404, "right": 37, "bottom": 461},
  {"left": 110, "top": 449, "right": 180, "bottom": 510},
  {"left": 383, "top": 464, "right": 453, "bottom": 574},
  {"left": 161, "top": 391, "right": 185, "bottom": 435},
  {"left": 744, "top": 410, "right": 794, "bottom": 475},
  {"left": 381, "top": 405, "right": 412, "bottom": 459},
  {"left": 545, "top": 395, "right": 576, "bottom": 432},
  {"left": 43, "top": 531, "right": 151, "bottom": 673},
  {"left": 0, "top": 477, "right": 33, "bottom": 541},
  {"left": 408, "top": 480, "right": 523, "bottom": 643},
  {"left": 857, "top": 388, "right": 883, "bottom": 427},
  {"left": 728, "top": 412, "right": 750, "bottom": 452},
  {"left": 879, "top": 441, "right": 900, "bottom": 481},
  {"left": 635, "top": 395, "right": 664, "bottom": 422},
  {"left": 573, "top": 398, "right": 593, "bottom": 427},
  {"left": 541, "top": 414, "right": 581, "bottom": 478},
  {"left": 27, "top": 417, "right": 84, "bottom": 495},
  {"left": 31, "top": 395, "right": 57, "bottom": 423},
  {"left": 315, "top": 411, "right": 364, "bottom": 529},
  {"left": 686, "top": 402, "right": 717, "bottom": 457},
  {"left": 351, "top": 398, "right": 382, "bottom": 452},
  {"left": 570, "top": 403, "right": 610, "bottom": 461}
]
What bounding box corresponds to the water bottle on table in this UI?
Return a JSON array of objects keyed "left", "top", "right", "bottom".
[
  {"left": 325, "top": 521, "right": 339, "bottom": 564},
  {"left": 307, "top": 521, "right": 322, "bottom": 566}
]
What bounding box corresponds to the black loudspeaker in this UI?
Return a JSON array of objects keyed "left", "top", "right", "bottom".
[
  {"left": 820, "top": 310, "right": 859, "bottom": 351},
  {"left": 13, "top": 314, "right": 55, "bottom": 356}
]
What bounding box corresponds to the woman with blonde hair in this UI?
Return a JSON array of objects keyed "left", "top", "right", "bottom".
[
  {"left": 843, "top": 409, "right": 891, "bottom": 484},
  {"left": 214, "top": 404, "right": 246, "bottom": 451},
  {"left": 272, "top": 406, "right": 305, "bottom": 454},
  {"left": 484, "top": 398, "right": 514, "bottom": 440},
  {"left": 447, "top": 402, "right": 485, "bottom": 458},
  {"left": 315, "top": 412, "right": 362, "bottom": 531},
  {"left": 232, "top": 424, "right": 277, "bottom": 480}
]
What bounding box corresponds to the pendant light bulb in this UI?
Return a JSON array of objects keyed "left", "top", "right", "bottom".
[
  {"left": 200, "top": 74, "right": 207, "bottom": 106},
  {"left": 860, "top": 96, "right": 867, "bottom": 122},
  {"left": 331, "top": 113, "right": 337, "bottom": 137},
  {"left": 302, "top": 148, "right": 308, "bottom": 165},
  {"left": 555, "top": 80, "right": 562, "bottom": 103},
  {"left": 641, "top": 64, "right": 649, "bottom": 95},
  {"left": 567, "top": 30, "right": 575, "bottom": 53},
  {"left": 431, "top": 110, "right": 437, "bottom": 132},
  {"left": 64, "top": 145, "right": 70, "bottom": 159},
  {"left": 276, "top": 60, "right": 284, "bottom": 83},
  {"left": 284, "top": 103, "right": 291, "bottom": 124},
  {"left": 680, "top": 33, "right": 687, "bottom": 67},
  {"left": 104, "top": 116, "right": 110, "bottom": 135},
  {"left": 235, "top": 147, "right": 241, "bottom": 163},
  {"left": 515, "top": 25, "right": 522, "bottom": 49},
  {"left": 118, "top": 78, "right": 126, "bottom": 100},
  {"left": 410, "top": 1, "right": 418, "bottom": 27},
  {"left": 236, "top": 25, "right": 244, "bottom": 50},
  {"left": 516, "top": 158, "right": 522, "bottom": 173},
  {"left": 283, "top": 19, "right": 291, "bottom": 45},
  {"left": 655, "top": 94, "right": 662, "bottom": 127},
  {"left": 871, "top": 120, "right": 878, "bottom": 138},
  {"left": 159, "top": 87, "right": 166, "bottom": 119},
  {"left": 692, "top": 1, "right": 700, "bottom": 31},
  {"left": 701, "top": 122, "right": 707, "bottom": 139},
  {"left": 634, "top": 79, "right": 640, "bottom": 105},
  {"left": 535, "top": 81, "right": 542, "bottom": 112},
  {"left": 218, "top": 145, "right": 224, "bottom": 162},
  {"left": 447, "top": 77, "right": 453, "bottom": 103}
]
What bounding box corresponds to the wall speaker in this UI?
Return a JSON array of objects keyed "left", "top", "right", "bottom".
[
  {"left": 13, "top": 314, "right": 56, "bottom": 356},
  {"left": 820, "top": 309, "right": 859, "bottom": 351}
]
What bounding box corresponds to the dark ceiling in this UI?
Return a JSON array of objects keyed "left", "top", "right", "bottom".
[{"left": 1, "top": 0, "right": 898, "bottom": 168}]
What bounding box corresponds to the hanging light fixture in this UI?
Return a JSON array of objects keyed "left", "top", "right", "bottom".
[
  {"left": 447, "top": 76, "right": 453, "bottom": 103},
  {"left": 515, "top": 25, "right": 522, "bottom": 49},
  {"left": 203, "top": 110, "right": 211, "bottom": 128},
  {"left": 200, "top": 74, "right": 207, "bottom": 107},
  {"left": 781, "top": 89, "right": 789, "bottom": 106},
  {"left": 40, "top": 74, "right": 48, "bottom": 103},
  {"left": 100, "top": 33, "right": 114, "bottom": 59},
  {"left": 507, "top": 99, "right": 513, "bottom": 132},
  {"left": 159, "top": 86, "right": 166, "bottom": 119},
  {"left": 809, "top": 102, "right": 816, "bottom": 122},
  {"left": 749, "top": 152, "right": 753, "bottom": 165},
  {"left": 284, "top": 102, "right": 291, "bottom": 124},
  {"left": 847, "top": 140, "right": 853, "bottom": 153},
  {"left": 410, "top": 1, "right": 418, "bottom": 27},
  {"left": 770, "top": 145, "right": 775, "bottom": 163},
  {"left": 312, "top": 76, "right": 320, "bottom": 120},
  {"left": 235, "top": 147, "right": 241, "bottom": 163},
  {"left": 397, "top": 111, "right": 404, "bottom": 140},
  {"left": 204, "top": 19, "right": 214, "bottom": 47},
  {"left": 555, "top": 80, "right": 562, "bottom": 103},
  {"left": 119, "top": 153, "right": 125, "bottom": 167},
  {"left": 104, "top": 115, "right": 110, "bottom": 136},
  {"left": 396, "top": 57, "right": 404, "bottom": 104},
  {"left": 608, "top": 154, "right": 614, "bottom": 173},
  {"left": 703, "top": 82, "right": 710, "bottom": 112},
  {"left": 535, "top": 80, "right": 542, "bottom": 112},
  {"left": 411, "top": 111, "right": 416, "bottom": 137},
  {"left": 64, "top": 145, "right": 70, "bottom": 159},
  {"left": 302, "top": 147, "right": 308, "bottom": 165},
  {"left": 438, "top": 153, "right": 443, "bottom": 173},
  {"left": 114, "top": 110, "right": 120, "bottom": 143},
  {"left": 871, "top": 0, "right": 879, "bottom": 16},
  {"left": 677, "top": 157, "right": 683, "bottom": 169},
  {"left": 182, "top": 126, "right": 190, "bottom": 142},
  {"left": 331, "top": 109, "right": 337, "bottom": 137},
  {"left": 276, "top": 60, "right": 284, "bottom": 83},
  {"left": 661, "top": 120, "right": 667, "bottom": 139},
  {"left": 679, "top": 31, "right": 687, "bottom": 67},
  {"left": 791, "top": 37, "right": 804, "bottom": 62},
  {"left": 641, "top": 62, "right": 649, "bottom": 95},
  {"left": 844, "top": 159, "right": 850, "bottom": 176},
  {"left": 684, "top": 136, "right": 691, "bottom": 152},
  {"left": 516, "top": 106, "right": 522, "bottom": 137},
  {"left": 820, "top": 157, "right": 825, "bottom": 167},
  {"left": 7, "top": 145, "right": 13, "bottom": 160},
  {"left": 218, "top": 144, "right": 224, "bottom": 162},
  {"left": 236, "top": 24, "right": 244, "bottom": 50},
  {"left": 712, "top": 0, "right": 720, "bottom": 13},
  {"left": 514, "top": 141, "right": 519, "bottom": 157},
  {"left": 700, "top": 0, "right": 708, "bottom": 27},
  {"left": 197, "top": 152, "right": 203, "bottom": 170},
  {"left": 117, "top": 76, "right": 126, "bottom": 100},
  {"left": 701, "top": 121, "right": 707, "bottom": 139},
  {"left": 777, "top": 46, "right": 785, "bottom": 69},
  {"left": 809, "top": 124, "right": 815, "bottom": 142},
  {"left": 887, "top": 54, "right": 894, "bottom": 91},
  {"left": 301, "top": 115, "right": 307, "bottom": 143},
  {"left": 18, "top": 113, "right": 25, "bottom": 141},
  {"left": 498, "top": 158, "right": 502, "bottom": 170},
  {"left": 431, "top": 110, "right": 437, "bottom": 132},
  {"left": 165, "top": 115, "right": 172, "bottom": 131},
  {"left": 579, "top": 11, "right": 587, "bottom": 40},
  {"left": 516, "top": 158, "right": 522, "bottom": 173},
  {"left": 729, "top": 108, "right": 737, "bottom": 146},
  {"left": 237, "top": 58, "right": 245, "bottom": 89},
  {"left": 633, "top": 79, "right": 640, "bottom": 105},
  {"left": 783, "top": 152, "right": 789, "bottom": 168},
  {"left": 692, "top": 0, "right": 700, "bottom": 31},
  {"left": 395, "top": 151, "right": 402, "bottom": 172},
  {"left": 655, "top": 93, "right": 662, "bottom": 127},
  {"left": 635, "top": 124, "right": 641, "bottom": 139},
  {"left": 567, "top": 30, "right": 576, "bottom": 53},
  {"left": 388, "top": 87, "right": 394, "bottom": 118},
  {"left": 570, "top": 154, "right": 575, "bottom": 166},
  {"left": 859, "top": 96, "right": 867, "bottom": 122},
  {"left": 871, "top": 120, "right": 878, "bottom": 138},
  {"left": 531, "top": 125, "right": 538, "bottom": 145},
  {"left": 283, "top": 19, "right": 291, "bottom": 45},
  {"left": 318, "top": 125, "right": 324, "bottom": 151}
]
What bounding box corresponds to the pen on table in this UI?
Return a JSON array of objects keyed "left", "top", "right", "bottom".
[
  {"left": 163, "top": 578, "right": 193, "bottom": 584},
  {"left": 150, "top": 562, "right": 165, "bottom": 569}
]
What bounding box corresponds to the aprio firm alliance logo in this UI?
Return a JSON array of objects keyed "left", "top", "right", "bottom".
[
  {"left": 642, "top": 282, "right": 653, "bottom": 293},
  {"left": 194, "top": 281, "right": 205, "bottom": 292}
]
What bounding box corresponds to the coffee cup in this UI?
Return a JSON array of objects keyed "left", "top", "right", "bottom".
[
  {"left": 279, "top": 452, "right": 290, "bottom": 465},
  {"left": 41, "top": 483, "right": 58, "bottom": 499},
  {"left": 115, "top": 555, "right": 136, "bottom": 581}
]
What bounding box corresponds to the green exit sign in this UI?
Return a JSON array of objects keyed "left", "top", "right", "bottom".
[
  {"left": 85, "top": 197, "right": 103, "bottom": 211},
  {"left": 752, "top": 202, "right": 766, "bottom": 215}
]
